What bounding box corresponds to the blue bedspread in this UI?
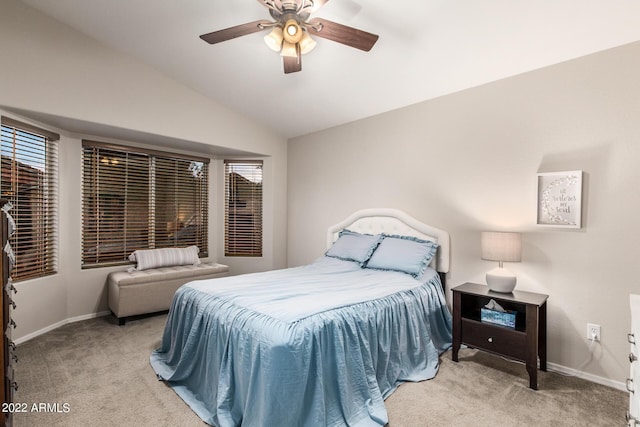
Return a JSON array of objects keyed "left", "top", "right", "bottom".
[{"left": 150, "top": 257, "right": 452, "bottom": 427}]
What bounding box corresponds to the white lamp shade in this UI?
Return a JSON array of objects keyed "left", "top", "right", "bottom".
[
  {"left": 481, "top": 231, "right": 521, "bottom": 293},
  {"left": 280, "top": 41, "right": 298, "bottom": 58},
  {"left": 283, "top": 19, "right": 302, "bottom": 44},
  {"left": 481, "top": 231, "right": 521, "bottom": 262},
  {"left": 264, "top": 27, "right": 284, "bottom": 52},
  {"left": 299, "top": 31, "right": 317, "bottom": 55}
]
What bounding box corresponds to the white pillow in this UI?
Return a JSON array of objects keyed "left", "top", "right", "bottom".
[{"left": 128, "top": 246, "right": 201, "bottom": 271}]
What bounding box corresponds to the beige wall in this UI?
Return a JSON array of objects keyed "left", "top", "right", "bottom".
[
  {"left": 288, "top": 42, "right": 640, "bottom": 387},
  {"left": 0, "top": 0, "right": 288, "bottom": 341}
]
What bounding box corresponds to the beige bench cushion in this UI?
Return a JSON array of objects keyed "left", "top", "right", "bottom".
[
  {"left": 110, "top": 262, "right": 228, "bottom": 286},
  {"left": 108, "top": 262, "right": 229, "bottom": 318}
]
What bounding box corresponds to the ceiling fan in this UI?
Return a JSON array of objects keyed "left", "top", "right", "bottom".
[{"left": 199, "top": 0, "right": 379, "bottom": 74}]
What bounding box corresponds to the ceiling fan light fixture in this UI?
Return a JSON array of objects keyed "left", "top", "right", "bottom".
[
  {"left": 283, "top": 19, "right": 302, "bottom": 43},
  {"left": 199, "top": 2, "right": 379, "bottom": 74},
  {"left": 298, "top": 30, "right": 316, "bottom": 54},
  {"left": 264, "top": 27, "right": 284, "bottom": 52},
  {"left": 280, "top": 40, "right": 299, "bottom": 58}
]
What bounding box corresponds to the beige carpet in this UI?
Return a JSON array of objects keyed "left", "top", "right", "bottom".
[{"left": 13, "top": 314, "right": 627, "bottom": 427}]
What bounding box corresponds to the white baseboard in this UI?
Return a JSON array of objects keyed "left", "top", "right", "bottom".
[
  {"left": 547, "top": 362, "right": 626, "bottom": 392},
  {"left": 14, "top": 311, "right": 111, "bottom": 346}
]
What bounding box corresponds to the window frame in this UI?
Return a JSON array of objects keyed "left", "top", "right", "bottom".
[
  {"left": 81, "top": 140, "right": 210, "bottom": 268},
  {"left": 224, "top": 159, "right": 263, "bottom": 257},
  {"left": 1, "top": 116, "right": 59, "bottom": 282}
]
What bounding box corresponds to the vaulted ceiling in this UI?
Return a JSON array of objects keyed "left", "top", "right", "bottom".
[{"left": 20, "top": 0, "right": 640, "bottom": 138}]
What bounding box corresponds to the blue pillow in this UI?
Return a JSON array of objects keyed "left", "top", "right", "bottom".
[
  {"left": 325, "top": 229, "right": 382, "bottom": 265},
  {"left": 365, "top": 235, "right": 438, "bottom": 277}
]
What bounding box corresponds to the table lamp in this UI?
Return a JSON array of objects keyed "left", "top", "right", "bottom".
[{"left": 481, "top": 231, "right": 522, "bottom": 293}]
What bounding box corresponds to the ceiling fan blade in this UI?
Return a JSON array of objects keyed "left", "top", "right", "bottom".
[
  {"left": 307, "top": 18, "right": 378, "bottom": 51},
  {"left": 200, "top": 20, "right": 271, "bottom": 44},
  {"left": 283, "top": 53, "right": 302, "bottom": 74}
]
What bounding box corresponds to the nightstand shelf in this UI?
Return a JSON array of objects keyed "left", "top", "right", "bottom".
[
  {"left": 461, "top": 308, "right": 526, "bottom": 332},
  {"left": 452, "top": 282, "right": 548, "bottom": 390}
]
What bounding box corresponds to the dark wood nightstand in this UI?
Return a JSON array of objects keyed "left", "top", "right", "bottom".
[{"left": 452, "top": 282, "right": 549, "bottom": 390}]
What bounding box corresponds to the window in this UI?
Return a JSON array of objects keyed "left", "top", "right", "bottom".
[
  {"left": 224, "top": 160, "right": 263, "bottom": 257},
  {"left": 1, "top": 117, "right": 59, "bottom": 281},
  {"left": 82, "top": 141, "right": 208, "bottom": 267}
]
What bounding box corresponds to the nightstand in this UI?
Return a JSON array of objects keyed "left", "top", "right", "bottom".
[{"left": 452, "top": 282, "right": 549, "bottom": 390}]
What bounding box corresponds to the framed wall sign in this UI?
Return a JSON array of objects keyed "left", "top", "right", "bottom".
[{"left": 536, "top": 170, "right": 583, "bottom": 228}]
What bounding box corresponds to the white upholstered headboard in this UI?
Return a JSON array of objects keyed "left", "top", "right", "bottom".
[{"left": 326, "top": 208, "right": 450, "bottom": 274}]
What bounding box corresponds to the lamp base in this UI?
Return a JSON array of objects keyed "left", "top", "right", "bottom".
[{"left": 486, "top": 267, "right": 517, "bottom": 293}]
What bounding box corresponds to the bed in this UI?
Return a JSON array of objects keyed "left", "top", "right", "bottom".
[{"left": 150, "top": 208, "right": 452, "bottom": 427}]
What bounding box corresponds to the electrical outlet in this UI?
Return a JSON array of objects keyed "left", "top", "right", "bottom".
[{"left": 587, "top": 323, "right": 601, "bottom": 341}]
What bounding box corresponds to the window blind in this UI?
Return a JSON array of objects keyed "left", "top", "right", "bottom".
[
  {"left": 1, "top": 117, "right": 59, "bottom": 281},
  {"left": 82, "top": 141, "right": 209, "bottom": 267},
  {"left": 224, "top": 160, "right": 263, "bottom": 257}
]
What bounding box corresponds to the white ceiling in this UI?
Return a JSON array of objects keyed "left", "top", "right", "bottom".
[{"left": 19, "top": 0, "right": 640, "bottom": 139}]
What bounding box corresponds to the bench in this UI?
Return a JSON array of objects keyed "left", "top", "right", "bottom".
[{"left": 108, "top": 262, "right": 229, "bottom": 325}]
